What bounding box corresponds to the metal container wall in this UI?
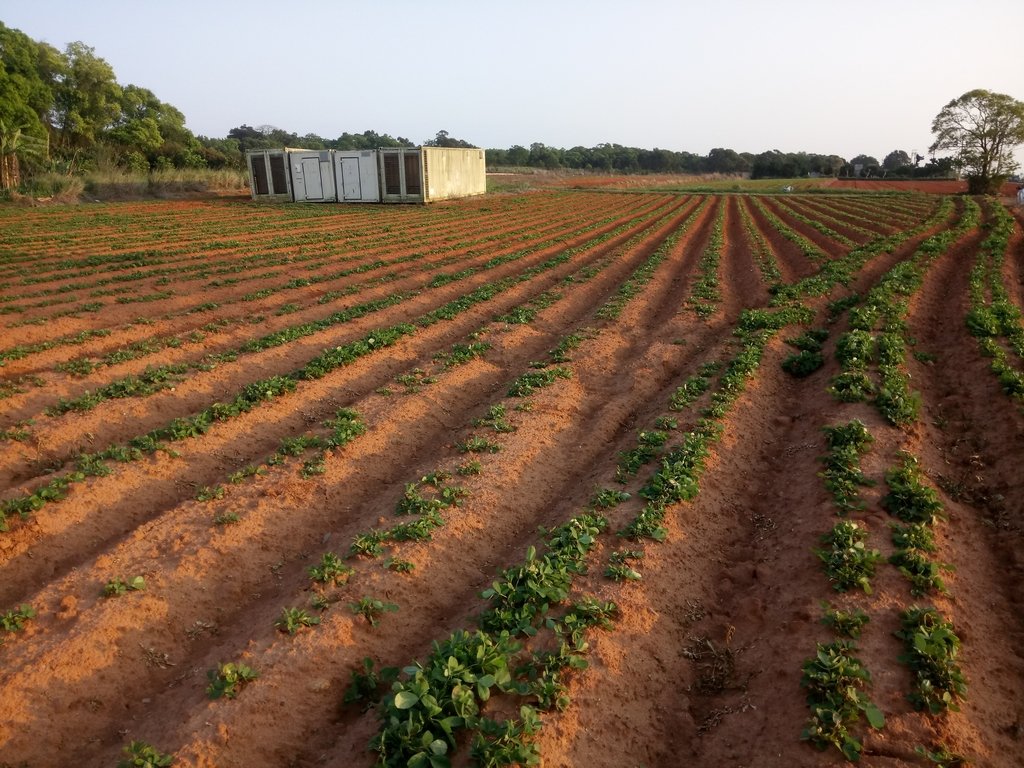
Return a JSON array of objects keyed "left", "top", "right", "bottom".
[
  {"left": 288, "top": 150, "right": 337, "bottom": 203},
  {"left": 246, "top": 149, "right": 292, "bottom": 201},
  {"left": 422, "top": 147, "right": 486, "bottom": 201},
  {"left": 333, "top": 150, "right": 380, "bottom": 202}
]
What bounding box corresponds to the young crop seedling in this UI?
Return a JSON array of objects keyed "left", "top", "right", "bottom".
[
  {"left": 882, "top": 454, "right": 945, "bottom": 525},
  {"left": 213, "top": 512, "right": 240, "bottom": 525},
  {"left": 456, "top": 459, "right": 482, "bottom": 476},
  {"left": 820, "top": 602, "right": 870, "bottom": 639},
  {"left": 307, "top": 552, "right": 353, "bottom": 585},
  {"left": 386, "top": 557, "right": 415, "bottom": 573},
  {"left": 117, "top": 740, "right": 174, "bottom": 768},
  {"left": 1, "top": 604, "right": 36, "bottom": 634},
  {"left": 457, "top": 435, "right": 501, "bottom": 454},
  {"left": 103, "top": 576, "right": 146, "bottom": 597},
  {"left": 819, "top": 420, "right": 875, "bottom": 514},
  {"left": 206, "top": 662, "right": 258, "bottom": 699},
  {"left": 815, "top": 521, "right": 881, "bottom": 594},
  {"left": 195, "top": 485, "right": 225, "bottom": 502},
  {"left": 590, "top": 488, "right": 630, "bottom": 509},
  {"left": 275, "top": 606, "right": 321, "bottom": 635},
  {"left": 800, "top": 640, "right": 884, "bottom": 761},
  {"left": 605, "top": 549, "right": 644, "bottom": 582},
  {"left": 473, "top": 404, "right": 516, "bottom": 433},
  {"left": 343, "top": 657, "right": 399, "bottom": 710},
  {"left": 896, "top": 606, "right": 967, "bottom": 714},
  {"left": 349, "top": 596, "right": 399, "bottom": 627}
]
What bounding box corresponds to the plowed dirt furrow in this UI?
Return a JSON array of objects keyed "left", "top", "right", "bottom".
[
  {"left": 740, "top": 197, "right": 821, "bottom": 280},
  {"left": 758, "top": 197, "right": 850, "bottom": 258},
  {"left": 0, "top": 196, "right": 650, "bottom": 375},
  {"left": 796, "top": 197, "right": 902, "bottom": 236},
  {"left": 0, "top": 197, "right": 700, "bottom": 603},
  {"left": 169, "top": 206, "right": 761, "bottom": 767},
  {"left": 782, "top": 197, "right": 888, "bottom": 241},
  {"left": 0, "top": 195, "right": 629, "bottom": 330},
  {"left": 3, "top": 191, "right": 1017, "bottom": 768},
  {"left": 0, "top": 196, "right": 716, "bottom": 765},
  {"left": 0, "top": 198, "right": 684, "bottom": 487},
  {"left": 0, "top": 197, "right": 647, "bottom": 407},
  {"left": 2, "top": 194, "right": 589, "bottom": 302},
  {"left": 896, "top": 209, "right": 1024, "bottom": 764},
  {"left": 721, "top": 196, "right": 772, "bottom": 316}
]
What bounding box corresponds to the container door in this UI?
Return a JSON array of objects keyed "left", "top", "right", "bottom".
[
  {"left": 301, "top": 157, "right": 324, "bottom": 200},
  {"left": 340, "top": 157, "right": 361, "bottom": 200},
  {"left": 250, "top": 154, "right": 269, "bottom": 195}
]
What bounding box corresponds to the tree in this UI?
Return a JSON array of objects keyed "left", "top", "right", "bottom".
[
  {"left": 882, "top": 150, "right": 911, "bottom": 172},
  {"left": 53, "top": 42, "right": 122, "bottom": 152},
  {"left": 0, "top": 119, "right": 48, "bottom": 188},
  {"left": 847, "top": 154, "right": 880, "bottom": 177},
  {"left": 930, "top": 89, "right": 1024, "bottom": 194}
]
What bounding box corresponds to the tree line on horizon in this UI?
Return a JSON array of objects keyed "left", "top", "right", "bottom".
[{"left": 0, "top": 22, "right": 994, "bottom": 192}]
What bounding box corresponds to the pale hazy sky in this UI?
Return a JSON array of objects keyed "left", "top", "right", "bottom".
[{"left": 4, "top": 0, "right": 1024, "bottom": 165}]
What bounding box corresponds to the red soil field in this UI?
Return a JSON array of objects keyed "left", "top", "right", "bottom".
[{"left": 1, "top": 189, "right": 1023, "bottom": 768}]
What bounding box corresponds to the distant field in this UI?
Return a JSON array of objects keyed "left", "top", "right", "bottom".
[{"left": 1, "top": 190, "right": 1023, "bottom": 766}]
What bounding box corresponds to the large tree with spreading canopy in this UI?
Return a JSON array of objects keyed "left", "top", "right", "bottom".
[{"left": 930, "top": 89, "right": 1024, "bottom": 194}]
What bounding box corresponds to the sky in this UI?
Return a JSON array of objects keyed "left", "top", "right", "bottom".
[{"left": 4, "top": 0, "right": 1024, "bottom": 167}]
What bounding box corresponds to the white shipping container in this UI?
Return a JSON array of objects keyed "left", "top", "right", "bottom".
[
  {"left": 333, "top": 150, "right": 380, "bottom": 203},
  {"left": 289, "top": 150, "right": 337, "bottom": 202},
  {"left": 377, "top": 147, "right": 486, "bottom": 203},
  {"left": 422, "top": 147, "right": 486, "bottom": 201},
  {"left": 246, "top": 149, "right": 292, "bottom": 201}
]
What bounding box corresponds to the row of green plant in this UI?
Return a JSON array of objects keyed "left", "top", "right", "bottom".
[
  {"left": 965, "top": 201, "right": 1024, "bottom": 399},
  {"left": 736, "top": 197, "right": 783, "bottom": 288},
  {"left": 362, "top": 196, "right": 940, "bottom": 766},
  {"left": 685, "top": 200, "right": 725, "bottom": 317},
  {"left": 775, "top": 198, "right": 858, "bottom": 247},
  {"left": 829, "top": 199, "right": 980, "bottom": 425},
  {"left": 773, "top": 196, "right": 954, "bottom": 304},
  {"left": 818, "top": 420, "right": 874, "bottom": 513},
  {"left": 597, "top": 196, "right": 712, "bottom": 320},
  {"left": 2, "top": 193, "right": 576, "bottom": 297},
  {"left": 750, "top": 197, "right": 829, "bottom": 263},
  {"left": 786, "top": 197, "right": 890, "bottom": 241},
  {"left": 3, "top": 202, "right": 663, "bottom": 524}
]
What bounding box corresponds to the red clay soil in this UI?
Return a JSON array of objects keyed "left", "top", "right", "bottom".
[{"left": 1, "top": 190, "right": 1022, "bottom": 768}]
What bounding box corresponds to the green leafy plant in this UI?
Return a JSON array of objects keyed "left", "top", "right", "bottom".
[
  {"left": 349, "top": 596, "right": 399, "bottom": 627},
  {"left": 206, "top": 662, "right": 258, "bottom": 699},
  {"left": 344, "top": 657, "right": 400, "bottom": 709},
  {"left": 882, "top": 454, "right": 945, "bottom": 525},
  {"left": 815, "top": 521, "right": 881, "bottom": 594},
  {"left": 915, "top": 744, "right": 970, "bottom": 767},
  {"left": 308, "top": 552, "right": 353, "bottom": 584},
  {"left": 195, "top": 485, "right": 225, "bottom": 502},
  {"left": 800, "top": 640, "right": 885, "bottom": 761},
  {"left": 458, "top": 436, "right": 501, "bottom": 454},
  {"left": 782, "top": 349, "right": 825, "bottom": 377},
  {"left": 896, "top": 606, "right": 967, "bottom": 714},
  {"left": 456, "top": 459, "right": 482, "bottom": 475},
  {"left": 117, "top": 740, "right": 174, "bottom": 768},
  {"left": 605, "top": 549, "right": 643, "bottom": 582},
  {"left": 275, "top": 606, "right": 321, "bottom": 634},
  {"left": 103, "top": 576, "right": 146, "bottom": 597},
  {"left": 820, "top": 603, "right": 870, "bottom": 639},
  {"left": 590, "top": 488, "right": 630, "bottom": 509},
  {"left": 0, "top": 603, "right": 36, "bottom": 633},
  {"left": 386, "top": 557, "right": 415, "bottom": 573},
  {"left": 473, "top": 404, "right": 516, "bottom": 433},
  {"left": 471, "top": 707, "right": 542, "bottom": 767},
  {"left": 213, "top": 512, "right": 239, "bottom": 525}
]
